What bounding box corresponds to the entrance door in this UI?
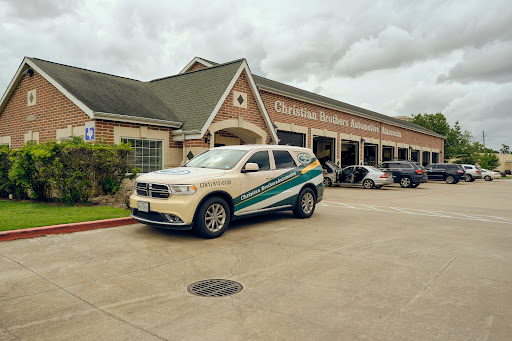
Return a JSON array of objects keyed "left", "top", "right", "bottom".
[
  {"left": 364, "top": 144, "right": 378, "bottom": 166},
  {"left": 340, "top": 141, "right": 359, "bottom": 168},
  {"left": 313, "top": 136, "right": 335, "bottom": 163}
]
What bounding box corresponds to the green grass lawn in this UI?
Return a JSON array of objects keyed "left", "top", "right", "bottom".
[{"left": 0, "top": 200, "right": 130, "bottom": 231}]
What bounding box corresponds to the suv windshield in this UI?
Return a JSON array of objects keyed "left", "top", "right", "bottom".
[{"left": 185, "top": 149, "right": 248, "bottom": 169}]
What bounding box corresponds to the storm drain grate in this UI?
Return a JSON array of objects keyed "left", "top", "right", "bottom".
[{"left": 187, "top": 279, "right": 243, "bottom": 297}]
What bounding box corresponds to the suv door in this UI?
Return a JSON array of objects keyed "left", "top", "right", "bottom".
[
  {"left": 239, "top": 150, "right": 275, "bottom": 213},
  {"left": 424, "top": 164, "right": 438, "bottom": 180}
]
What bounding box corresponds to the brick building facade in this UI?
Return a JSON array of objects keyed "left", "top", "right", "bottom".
[{"left": 0, "top": 56, "right": 444, "bottom": 171}]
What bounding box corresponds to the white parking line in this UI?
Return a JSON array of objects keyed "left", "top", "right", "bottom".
[{"left": 319, "top": 202, "right": 512, "bottom": 225}]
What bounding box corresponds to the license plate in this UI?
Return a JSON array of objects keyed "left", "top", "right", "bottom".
[{"left": 138, "top": 201, "right": 149, "bottom": 212}]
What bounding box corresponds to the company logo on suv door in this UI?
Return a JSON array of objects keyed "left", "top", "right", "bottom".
[{"left": 297, "top": 153, "right": 312, "bottom": 165}]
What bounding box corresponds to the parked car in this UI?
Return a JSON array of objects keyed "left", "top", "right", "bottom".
[
  {"left": 130, "top": 145, "right": 324, "bottom": 238},
  {"left": 460, "top": 164, "right": 482, "bottom": 182},
  {"left": 480, "top": 169, "right": 501, "bottom": 181},
  {"left": 423, "top": 163, "right": 465, "bottom": 184},
  {"left": 322, "top": 162, "right": 393, "bottom": 189},
  {"left": 377, "top": 161, "right": 428, "bottom": 188}
]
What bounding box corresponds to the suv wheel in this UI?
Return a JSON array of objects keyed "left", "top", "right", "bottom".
[
  {"left": 323, "top": 177, "right": 332, "bottom": 187},
  {"left": 293, "top": 187, "right": 316, "bottom": 218},
  {"left": 465, "top": 174, "right": 473, "bottom": 182},
  {"left": 400, "top": 176, "right": 412, "bottom": 188},
  {"left": 193, "top": 197, "right": 231, "bottom": 239},
  {"left": 362, "top": 179, "right": 375, "bottom": 189},
  {"left": 446, "top": 175, "right": 456, "bottom": 184}
]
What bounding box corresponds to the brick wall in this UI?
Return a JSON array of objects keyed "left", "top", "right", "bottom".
[
  {"left": 0, "top": 70, "right": 90, "bottom": 149},
  {"left": 259, "top": 90, "right": 443, "bottom": 151},
  {"left": 212, "top": 70, "right": 272, "bottom": 144}
]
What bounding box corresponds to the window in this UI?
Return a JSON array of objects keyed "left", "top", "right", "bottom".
[
  {"left": 273, "top": 150, "right": 296, "bottom": 169},
  {"left": 245, "top": 151, "right": 270, "bottom": 171},
  {"left": 122, "top": 138, "right": 163, "bottom": 173}
]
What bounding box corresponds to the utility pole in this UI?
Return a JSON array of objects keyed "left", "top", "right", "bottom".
[{"left": 482, "top": 130, "right": 486, "bottom": 152}]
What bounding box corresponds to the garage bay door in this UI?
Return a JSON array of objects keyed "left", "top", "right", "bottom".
[{"left": 277, "top": 131, "right": 305, "bottom": 147}]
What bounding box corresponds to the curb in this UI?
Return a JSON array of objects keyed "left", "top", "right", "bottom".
[{"left": 0, "top": 217, "right": 137, "bottom": 242}]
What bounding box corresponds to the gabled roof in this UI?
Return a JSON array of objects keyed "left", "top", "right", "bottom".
[
  {"left": 178, "top": 57, "right": 219, "bottom": 74},
  {"left": 150, "top": 59, "right": 244, "bottom": 131},
  {"left": 27, "top": 58, "right": 182, "bottom": 124},
  {"left": 253, "top": 75, "right": 444, "bottom": 138}
]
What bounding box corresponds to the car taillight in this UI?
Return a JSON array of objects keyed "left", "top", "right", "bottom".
[
  {"left": 380, "top": 174, "right": 387, "bottom": 178},
  {"left": 476, "top": 170, "right": 480, "bottom": 172},
  {"left": 458, "top": 170, "right": 464, "bottom": 173},
  {"left": 323, "top": 170, "right": 327, "bottom": 174},
  {"left": 416, "top": 170, "right": 423, "bottom": 174}
]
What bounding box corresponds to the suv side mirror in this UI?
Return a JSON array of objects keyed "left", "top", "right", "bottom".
[{"left": 242, "top": 162, "right": 260, "bottom": 173}]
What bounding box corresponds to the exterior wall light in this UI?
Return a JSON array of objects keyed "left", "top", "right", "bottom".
[
  {"left": 204, "top": 131, "right": 212, "bottom": 144},
  {"left": 272, "top": 123, "right": 278, "bottom": 131},
  {"left": 23, "top": 68, "right": 34, "bottom": 77},
  {"left": 361, "top": 138, "right": 365, "bottom": 142}
]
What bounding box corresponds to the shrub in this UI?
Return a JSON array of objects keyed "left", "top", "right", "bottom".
[
  {"left": 7, "top": 137, "right": 136, "bottom": 204},
  {"left": 9, "top": 141, "right": 60, "bottom": 200},
  {"left": 0, "top": 145, "right": 15, "bottom": 198}
]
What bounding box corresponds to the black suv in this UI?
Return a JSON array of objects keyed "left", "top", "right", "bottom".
[
  {"left": 378, "top": 161, "right": 428, "bottom": 188},
  {"left": 424, "top": 163, "right": 465, "bottom": 184}
]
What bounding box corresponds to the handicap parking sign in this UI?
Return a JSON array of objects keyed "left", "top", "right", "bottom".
[{"left": 85, "top": 121, "right": 95, "bottom": 141}]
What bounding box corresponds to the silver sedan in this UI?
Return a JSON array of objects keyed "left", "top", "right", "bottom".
[
  {"left": 323, "top": 164, "right": 394, "bottom": 189},
  {"left": 480, "top": 169, "right": 501, "bottom": 181}
]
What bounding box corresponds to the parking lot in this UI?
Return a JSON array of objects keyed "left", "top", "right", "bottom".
[{"left": 1, "top": 179, "right": 511, "bottom": 341}]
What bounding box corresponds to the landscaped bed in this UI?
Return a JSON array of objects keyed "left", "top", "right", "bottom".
[{"left": 0, "top": 200, "right": 130, "bottom": 231}]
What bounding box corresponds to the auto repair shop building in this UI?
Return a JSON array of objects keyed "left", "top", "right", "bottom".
[{"left": 0, "top": 56, "right": 444, "bottom": 172}]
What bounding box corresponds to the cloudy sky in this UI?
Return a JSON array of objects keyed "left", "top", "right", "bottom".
[{"left": 1, "top": 0, "right": 511, "bottom": 150}]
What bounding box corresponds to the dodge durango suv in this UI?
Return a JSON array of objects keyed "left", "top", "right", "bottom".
[{"left": 130, "top": 145, "right": 324, "bottom": 238}]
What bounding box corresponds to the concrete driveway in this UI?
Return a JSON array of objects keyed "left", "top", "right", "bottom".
[{"left": 1, "top": 179, "right": 511, "bottom": 340}]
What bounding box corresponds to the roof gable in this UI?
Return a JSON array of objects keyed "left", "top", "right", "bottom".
[{"left": 149, "top": 59, "right": 244, "bottom": 131}]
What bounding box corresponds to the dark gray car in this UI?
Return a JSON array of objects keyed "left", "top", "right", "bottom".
[
  {"left": 424, "top": 163, "right": 465, "bottom": 184},
  {"left": 378, "top": 161, "right": 428, "bottom": 188}
]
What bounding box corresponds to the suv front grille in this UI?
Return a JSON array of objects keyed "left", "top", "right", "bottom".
[{"left": 136, "top": 182, "right": 171, "bottom": 199}]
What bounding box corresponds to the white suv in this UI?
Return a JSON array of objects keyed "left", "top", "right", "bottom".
[
  {"left": 461, "top": 164, "right": 482, "bottom": 182},
  {"left": 130, "top": 145, "right": 324, "bottom": 238}
]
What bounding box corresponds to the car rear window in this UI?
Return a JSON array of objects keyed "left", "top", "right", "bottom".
[{"left": 273, "top": 150, "right": 297, "bottom": 169}]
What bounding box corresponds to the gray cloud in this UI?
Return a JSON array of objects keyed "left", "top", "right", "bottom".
[
  {"left": 438, "top": 42, "right": 512, "bottom": 84},
  {"left": 1, "top": 0, "right": 511, "bottom": 150}
]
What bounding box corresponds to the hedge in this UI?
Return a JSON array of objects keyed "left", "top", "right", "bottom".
[{"left": 2, "top": 137, "right": 139, "bottom": 204}]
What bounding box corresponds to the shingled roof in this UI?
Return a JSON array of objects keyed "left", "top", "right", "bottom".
[
  {"left": 28, "top": 58, "right": 181, "bottom": 124},
  {"left": 149, "top": 59, "right": 244, "bottom": 131},
  {"left": 253, "top": 74, "right": 444, "bottom": 138}
]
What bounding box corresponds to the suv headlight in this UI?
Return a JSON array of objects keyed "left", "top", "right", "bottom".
[{"left": 169, "top": 185, "right": 197, "bottom": 195}]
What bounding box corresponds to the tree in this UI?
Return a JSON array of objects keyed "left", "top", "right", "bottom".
[
  {"left": 410, "top": 113, "right": 475, "bottom": 161},
  {"left": 478, "top": 153, "right": 500, "bottom": 170},
  {"left": 500, "top": 144, "right": 510, "bottom": 154}
]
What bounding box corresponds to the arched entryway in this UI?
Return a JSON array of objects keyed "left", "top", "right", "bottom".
[{"left": 208, "top": 119, "right": 267, "bottom": 147}]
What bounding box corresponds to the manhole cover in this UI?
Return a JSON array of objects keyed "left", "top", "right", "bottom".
[{"left": 187, "top": 279, "right": 243, "bottom": 297}]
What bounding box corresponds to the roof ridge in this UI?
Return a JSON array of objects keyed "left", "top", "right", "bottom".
[
  {"left": 28, "top": 57, "right": 142, "bottom": 82},
  {"left": 150, "top": 58, "right": 245, "bottom": 83}
]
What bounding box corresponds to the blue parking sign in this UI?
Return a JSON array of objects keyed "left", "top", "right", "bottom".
[{"left": 85, "top": 122, "right": 95, "bottom": 141}]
